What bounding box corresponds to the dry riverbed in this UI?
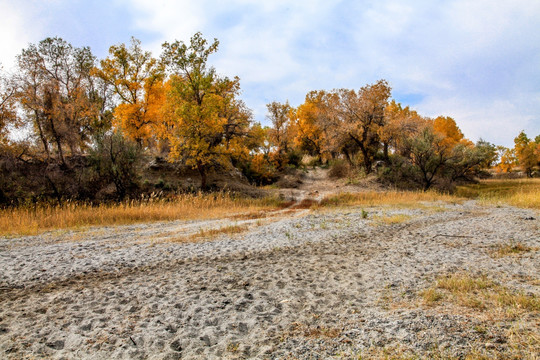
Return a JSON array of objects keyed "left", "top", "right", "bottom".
[{"left": 0, "top": 200, "right": 539, "bottom": 359}]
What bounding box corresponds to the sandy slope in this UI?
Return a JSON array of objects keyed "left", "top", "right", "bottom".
[{"left": 0, "top": 173, "right": 538, "bottom": 359}]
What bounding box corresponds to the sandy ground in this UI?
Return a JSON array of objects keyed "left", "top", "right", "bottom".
[{"left": 0, "top": 173, "right": 539, "bottom": 359}]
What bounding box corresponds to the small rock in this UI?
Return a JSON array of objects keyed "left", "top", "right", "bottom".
[
  {"left": 165, "top": 324, "right": 177, "bottom": 333},
  {"left": 200, "top": 335, "right": 211, "bottom": 346},
  {"left": 46, "top": 340, "right": 64, "bottom": 350},
  {"left": 170, "top": 339, "right": 182, "bottom": 352},
  {"left": 238, "top": 322, "right": 248, "bottom": 334}
]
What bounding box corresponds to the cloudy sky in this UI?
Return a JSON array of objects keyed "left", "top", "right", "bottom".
[{"left": 1, "top": 0, "right": 539, "bottom": 147}]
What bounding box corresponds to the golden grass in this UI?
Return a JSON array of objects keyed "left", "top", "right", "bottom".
[
  {"left": 421, "top": 273, "right": 540, "bottom": 316},
  {"left": 188, "top": 224, "right": 249, "bottom": 241},
  {"left": 456, "top": 178, "right": 540, "bottom": 209},
  {"left": 318, "top": 190, "right": 459, "bottom": 208},
  {"left": 491, "top": 242, "right": 536, "bottom": 258},
  {"left": 374, "top": 213, "right": 413, "bottom": 225},
  {"left": 0, "top": 193, "right": 284, "bottom": 237}
]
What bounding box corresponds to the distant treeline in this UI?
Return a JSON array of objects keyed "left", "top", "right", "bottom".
[{"left": 0, "top": 33, "right": 539, "bottom": 204}]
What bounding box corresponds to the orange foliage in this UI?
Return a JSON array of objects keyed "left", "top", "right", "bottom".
[
  {"left": 433, "top": 116, "right": 465, "bottom": 147},
  {"left": 95, "top": 37, "right": 165, "bottom": 147}
]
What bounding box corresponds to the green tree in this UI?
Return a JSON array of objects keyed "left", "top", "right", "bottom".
[{"left": 405, "top": 126, "right": 450, "bottom": 191}]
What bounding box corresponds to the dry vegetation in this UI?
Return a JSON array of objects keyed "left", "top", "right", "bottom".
[
  {"left": 186, "top": 224, "right": 250, "bottom": 242},
  {"left": 373, "top": 213, "right": 413, "bottom": 225},
  {"left": 0, "top": 193, "right": 284, "bottom": 237},
  {"left": 456, "top": 178, "right": 540, "bottom": 209},
  {"left": 2, "top": 178, "right": 538, "bottom": 238},
  {"left": 421, "top": 273, "right": 540, "bottom": 318},
  {"left": 417, "top": 273, "right": 540, "bottom": 360},
  {"left": 490, "top": 242, "right": 536, "bottom": 258},
  {"left": 318, "top": 190, "right": 460, "bottom": 208}
]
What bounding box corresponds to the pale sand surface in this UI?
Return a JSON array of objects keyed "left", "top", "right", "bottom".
[{"left": 0, "top": 197, "right": 538, "bottom": 359}]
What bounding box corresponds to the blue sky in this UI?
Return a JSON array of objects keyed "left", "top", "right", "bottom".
[{"left": 1, "top": 0, "right": 539, "bottom": 147}]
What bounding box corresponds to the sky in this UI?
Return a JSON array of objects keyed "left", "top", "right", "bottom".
[{"left": 1, "top": 0, "right": 539, "bottom": 147}]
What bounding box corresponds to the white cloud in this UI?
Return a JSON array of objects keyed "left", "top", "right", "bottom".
[
  {"left": 0, "top": 1, "right": 45, "bottom": 71},
  {"left": 416, "top": 94, "right": 540, "bottom": 146},
  {"left": 2, "top": 0, "right": 537, "bottom": 146}
]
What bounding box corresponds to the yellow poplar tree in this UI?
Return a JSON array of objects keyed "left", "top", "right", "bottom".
[
  {"left": 94, "top": 37, "right": 165, "bottom": 147},
  {"left": 161, "top": 33, "right": 250, "bottom": 189}
]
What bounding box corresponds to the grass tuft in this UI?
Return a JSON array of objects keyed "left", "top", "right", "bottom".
[
  {"left": 187, "top": 224, "right": 249, "bottom": 241},
  {"left": 491, "top": 242, "right": 535, "bottom": 258},
  {"left": 375, "top": 213, "right": 412, "bottom": 225},
  {"left": 422, "top": 273, "right": 540, "bottom": 317}
]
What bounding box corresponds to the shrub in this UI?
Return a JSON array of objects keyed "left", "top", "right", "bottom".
[
  {"left": 88, "top": 131, "right": 142, "bottom": 200},
  {"left": 328, "top": 159, "right": 350, "bottom": 178}
]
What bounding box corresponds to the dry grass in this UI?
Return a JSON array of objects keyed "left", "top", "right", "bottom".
[
  {"left": 456, "top": 178, "right": 540, "bottom": 209},
  {"left": 374, "top": 213, "right": 412, "bottom": 225},
  {"left": 0, "top": 193, "right": 284, "bottom": 237},
  {"left": 187, "top": 224, "right": 249, "bottom": 241},
  {"left": 357, "top": 339, "right": 540, "bottom": 360},
  {"left": 318, "top": 190, "right": 459, "bottom": 208},
  {"left": 491, "top": 242, "right": 536, "bottom": 258},
  {"left": 418, "top": 273, "right": 540, "bottom": 359},
  {"left": 421, "top": 273, "right": 540, "bottom": 317},
  {"left": 284, "top": 322, "right": 342, "bottom": 340}
]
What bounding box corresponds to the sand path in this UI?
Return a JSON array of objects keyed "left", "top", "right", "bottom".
[{"left": 0, "top": 172, "right": 538, "bottom": 359}]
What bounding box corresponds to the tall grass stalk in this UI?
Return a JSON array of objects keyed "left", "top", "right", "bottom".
[{"left": 0, "top": 193, "right": 284, "bottom": 237}]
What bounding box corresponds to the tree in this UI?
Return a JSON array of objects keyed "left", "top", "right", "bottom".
[
  {"left": 161, "top": 33, "right": 249, "bottom": 189},
  {"left": 495, "top": 146, "right": 516, "bottom": 173},
  {"left": 94, "top": 38, "right": 165, "bottom": 147},
  {"left": 380, "top": 100, "right": 425, "bottom": 162},
  {"left": 16, "top": 37, "right": 101, "bottom": 163},
  {"left": 444, "top": 141, "right": 496, "bottom": 182},
  {"left": 514, "top": 131, "right": 538, "bottom": 177},
  {"left": 338, "top": 79, "right": 391, "bottom": 173},
  {"left": 0, "top": 67, "right": 18, "bottom": 144},
  {"left": 266, "top": 101, "right": 294, "bottom": 155},
  {"left": 294, "top": 98, "right": 325, "bottom": 161},
  {"left": 405, "top": 125, "right": 450, "bottom": 191},
  {"left": 433, "top": 116, "right": 464, "bottom": 147},
  {"left": 215, "top": 79, "right": 252, "bottom": 163}
]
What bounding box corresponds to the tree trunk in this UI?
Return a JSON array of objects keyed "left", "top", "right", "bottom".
[
  {"left": 383, "top": 142, "right": 389, "bottom": 163},
  {"left": 343, "top": 150, "right": 353, "bottom": 166},
  {"left": 360, "top": 146, "right": 372, "bottom": 174},
  {"left": 35, "top": 111, "right": 50, "bottom": 159},
  {"left": 197, "top": 161, "right": 207, "bottom": 190},
  {"left": 48, "top": 117, "right": 65, "bottom": 165}
]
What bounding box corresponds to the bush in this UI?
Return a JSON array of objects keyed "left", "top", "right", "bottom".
[
  {"left": 88, "top": 131, "right": 142, "bottom": 200},
  {"left": 286, "top": 150, "right": 303, "bottom": 168},
  {"left": 328, "top": 159, "right": 350, "bottom": 178},
  {"left": 239, "top": 153, "right": 279, "bottom": 186},
  {"left": 377, "top": 154, "right": 422, "bottom": 190}
]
